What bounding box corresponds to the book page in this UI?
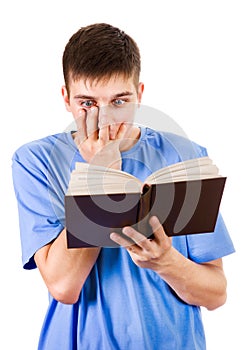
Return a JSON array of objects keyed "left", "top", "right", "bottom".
[
  {"left": 145, "top": 157, "right": 221, "bottom": 184},
  {"left": 66, "top": 157, "right": 221, "bottom": 195},
  {"left": 66, "top": 162, "right": 142, "bottom": 195}
]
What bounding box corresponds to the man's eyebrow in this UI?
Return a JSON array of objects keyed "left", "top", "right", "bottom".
[
  {"left": 73, "top": 91, "right": 134, "bottom": 100},
  {"left": 112, "top": 91, "right": 134, "bottom": 98},
  {"left": 74, "top": 94, "right": 96, "bottom": 100}
]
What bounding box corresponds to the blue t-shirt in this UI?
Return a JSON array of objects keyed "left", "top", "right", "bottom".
[{"left": 12, "top": 127, "right": 235, "bottom": 350}]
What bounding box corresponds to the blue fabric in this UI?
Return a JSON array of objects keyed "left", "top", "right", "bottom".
[{"left": 12, "top": 126, "right": 235, "bottom": 350}]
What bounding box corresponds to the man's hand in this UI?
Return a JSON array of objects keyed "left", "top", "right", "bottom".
[
  {"left": 110, "top": 216, "right": 173, "bottom": 270},
  {"left": 74, "top": 107, "right": 128, "bottom": 169},
  {"left": 110, "top": 216, "right": 227, "bottom": 310}
]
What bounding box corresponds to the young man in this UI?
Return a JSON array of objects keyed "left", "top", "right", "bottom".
[{"left": 12, "top": 23, "right": 235, "bottom": 349}]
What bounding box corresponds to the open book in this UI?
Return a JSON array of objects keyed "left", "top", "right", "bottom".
[{"left": 65, "top": 156, "right": 226, "bottom": 248}]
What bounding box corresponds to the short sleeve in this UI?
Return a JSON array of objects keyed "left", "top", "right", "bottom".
[
  {"left": 186, "top": 213, "right": 235, "bottom": 262},
  {"left": 12, "top": 139, "right": 69, "bottom": 269}
]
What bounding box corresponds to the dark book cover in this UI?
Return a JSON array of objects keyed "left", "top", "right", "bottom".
[{"left": 65, "top": 177, "right": 226, "bottom": 248}]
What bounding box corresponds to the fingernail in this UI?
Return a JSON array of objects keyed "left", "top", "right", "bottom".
[
  {"left": 122, "top": 227, "right": 131, "bottom": 235},
  {"left": 150, "top": 216, "right": 158, "bottom": 224}
]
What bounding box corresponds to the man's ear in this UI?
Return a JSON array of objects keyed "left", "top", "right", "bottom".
[
  {"left": 61, "top": 85, "right": 71, "bottom": 112},
  {"left": 137, "top": 82, "right": 144, "bottom": 104}
]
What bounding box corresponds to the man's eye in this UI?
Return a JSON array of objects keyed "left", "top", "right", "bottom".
[
  {"left": 113, "top": 99, "right": 126, "bottom": 106},
  {"left": 81, "top": 100, "right": 95, "bottom": 108}
]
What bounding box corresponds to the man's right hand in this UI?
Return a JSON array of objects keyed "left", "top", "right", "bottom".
[{"left": 74, "top": 107, "right": 128, "bottom": 170}]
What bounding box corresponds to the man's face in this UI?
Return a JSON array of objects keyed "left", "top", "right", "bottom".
[{"left": 62, "top": 75, "right": 144, "bottom": 130}]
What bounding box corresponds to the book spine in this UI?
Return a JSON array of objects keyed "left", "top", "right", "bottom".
[{"left": 137, "top": 184, "right": 153, "bottom": 237}]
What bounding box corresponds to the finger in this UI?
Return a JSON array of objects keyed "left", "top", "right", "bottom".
[
  {"left": 98, "top": 124, "right": 110, "bottom": 142},
  {"left": 149, "top": 216, "right": 167, "bottom": 243},
  {"left": 75, "top": 109, "right": 87, "bottom": 146},
  {"left": 110, "top": 232, "right": 134, "bottom": 248},
  {"left": 122, "top": 226, "right": 151, "bottom": 251},
  {"left": 86, "top": 106, "right": 99, "bottom": 140},
  {"left": 116, "top": 123, "right": 128, "bottom": 140},
  {"left": 109, "top": 122, "right": 120, "bottom": 140}
]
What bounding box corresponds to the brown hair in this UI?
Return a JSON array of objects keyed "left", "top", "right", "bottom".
[{"left": 62, "top": 23, "right": 141, "bottom": 94}]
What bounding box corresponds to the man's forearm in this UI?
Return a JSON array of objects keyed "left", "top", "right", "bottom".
[
  {"left": 34, "top": 228, "right": 101, "bottom": 304},
  {"left": 155, "top": 248, "right": 227, "bottom": 310},
  {"left": 111, "top": 216, "right": 227, "bottom": 311}
]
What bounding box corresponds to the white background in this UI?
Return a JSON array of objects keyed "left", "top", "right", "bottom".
[{"left": 1, "top": 0, "right": 249, "bottom": 349}]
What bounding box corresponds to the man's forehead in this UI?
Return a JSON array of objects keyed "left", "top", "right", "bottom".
[{"left": 69, "top": 75, "right": 136, "bottom": 95}]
